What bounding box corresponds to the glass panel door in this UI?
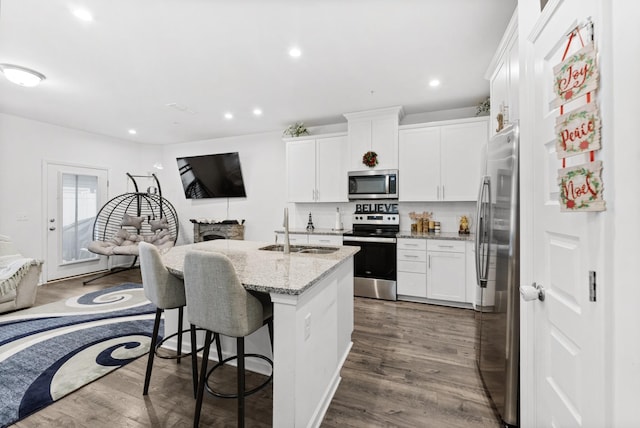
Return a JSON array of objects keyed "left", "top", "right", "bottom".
[{"left": 61, "top": 173, "right": 99, "bottom": 263}]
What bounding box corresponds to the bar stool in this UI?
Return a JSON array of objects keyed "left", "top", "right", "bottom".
[
  {"left": 183, "top": 249, "right": 273, "bottom": 428},
  {"left": 138, "top": 242, "right": 221, "bottom": 398}
]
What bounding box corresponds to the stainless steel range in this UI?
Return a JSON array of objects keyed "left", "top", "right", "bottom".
[{"left": 342, "top": 203, "right": 399, "bottom": 301}]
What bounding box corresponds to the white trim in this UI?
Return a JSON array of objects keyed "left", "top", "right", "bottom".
[
  {"left": 398, "top": 115, "right": 489, "bottom": 131},
  {"left": 484, "top": 7, "right": 519, "bottom": 80}
]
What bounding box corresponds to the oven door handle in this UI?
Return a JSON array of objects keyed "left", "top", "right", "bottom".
[{"left": 343, "top": 236, "right": 396, "bottom": 244}]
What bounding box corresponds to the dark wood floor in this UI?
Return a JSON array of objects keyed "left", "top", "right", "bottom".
[{"left": 11, "top": 269, "right": 500, "bottom": 427}]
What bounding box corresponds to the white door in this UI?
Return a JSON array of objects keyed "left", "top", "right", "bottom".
[
  {"left": 524, "top": 1, "right": 604, "bottom": 426},
  {"left": 46, "top": 163, "right": 109, "bottom": 281}
]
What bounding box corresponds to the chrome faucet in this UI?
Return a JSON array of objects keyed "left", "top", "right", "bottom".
[{"left": 283, "top": 207, "right": 290, "bottom": 254}]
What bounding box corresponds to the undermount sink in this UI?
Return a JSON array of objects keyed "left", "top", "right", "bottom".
[{"left": 259, "top": 244, "right": 339, "bottom": 254}]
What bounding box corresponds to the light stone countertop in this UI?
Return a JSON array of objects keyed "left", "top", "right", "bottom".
[
  {"left": 274, "top": 228, "right": 349, "bottom": 236},
  {"left": 161, "top": 239, "right": 359, "bottom": 295},
  {"left": 396, "top": 231, "right": 474, "bottom": 241}
]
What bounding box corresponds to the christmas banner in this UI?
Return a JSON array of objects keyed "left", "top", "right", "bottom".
[
  {"left": 555, "top": 103, "right": 601, "bottom": 158},
  {"left": 552, "top": 43, "right": 598, "bottom": 108},
  {"left": 558, "top": 161, "right": 605, "bottom": 212}
]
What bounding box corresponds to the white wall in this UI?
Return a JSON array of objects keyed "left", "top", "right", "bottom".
[
  {"left": 157, "top": 131, "right": 287, "bottom": 244},
  {"left": 0, "top": 113, "right": 153, "bottom": 260}
]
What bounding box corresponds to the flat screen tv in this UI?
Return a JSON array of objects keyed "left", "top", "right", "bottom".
[{"left": 176, "top": 152, "right": 247, "bottom": 199}]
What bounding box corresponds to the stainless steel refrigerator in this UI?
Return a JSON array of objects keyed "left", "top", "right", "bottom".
[{"left": 475, "top": 123, "right": 519, "bottom": 427}]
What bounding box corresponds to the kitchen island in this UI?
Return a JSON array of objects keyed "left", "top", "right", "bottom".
[{"left": 161, "top": 239, "right": 359, "bottom": 427}]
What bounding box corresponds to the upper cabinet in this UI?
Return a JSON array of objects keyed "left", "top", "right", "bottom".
[
  {"left": 399, "top": 117, "right": 489, "bottom": 202},
  {"left": 485, "top": 9, "right": 519, "bottom": 137},
  {"left": 286, "top": 133, "right": 348, "bottom": 203},
  {"left": 344, "top": 106, "right": 404, "bottom": 171}
]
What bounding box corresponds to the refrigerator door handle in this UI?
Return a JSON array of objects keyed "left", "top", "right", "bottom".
[{"left": 475, "top": 176, "right": 491, "bottom": 288}]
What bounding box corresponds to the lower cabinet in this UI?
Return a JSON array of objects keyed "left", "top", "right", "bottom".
[
  {"left": 397, "top": 238, "right": 470, "bottom": 306},
  {"left": 427, "top": 240, "right": 467, "bottom": 303},
  {"left": 397, "top": 239, "right": 427, "bottom": 297},
  {"left": 276, "top": 232, "right": 343, "bottom": 246}
]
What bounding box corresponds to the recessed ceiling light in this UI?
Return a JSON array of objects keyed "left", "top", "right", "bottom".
[
  {"left": 128, "top": 129, "right": 137, "bottom": 135},
  {"left": 0, "top": 64, "right": 46, "bottom": 87},
  {"left": 253, "top": 108, "right": 263, "bottom": 116},
  {"left": 224, "top": 112, "right": 233, "bottom": 120},
  {"left": 429, "top": 79, "right": 441, "bottom": 87},
  {"left": 289, "top": 47, "right": 302, "bottom": 58},
  {"left": 73, "top": 9, "right": 93, "bottom": 22}
]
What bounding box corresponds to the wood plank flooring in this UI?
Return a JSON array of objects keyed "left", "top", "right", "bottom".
[{"left": 9, "top": 270, "right": 500, "bottom": 427}]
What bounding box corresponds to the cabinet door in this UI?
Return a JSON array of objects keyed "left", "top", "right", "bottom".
[
  {"left": 308, "top": 234, "right": 342, "bottom": 246},
  {"left": 398, "top": 127, "right": 441, "bottom": 201},
  {"left": 316, "top": 136, "right": 348, "bottom": 202},
  {"left": 397, "top": 271, "right": 427, "bottom": 298},
  {"left": 286, "top": 139, "right": 316, "bottom": 202},
  {"left": 427, "top": 251, "right": 466, "bottom": 302},
  {"left": 440, "top": 120, "right": 487, "bottom": 201},
  {"left": 347, "top": 120, "right": 372, "bottom": 170},
  {"left": 371, "top": 116, "right": 398, "bottom": 170}
]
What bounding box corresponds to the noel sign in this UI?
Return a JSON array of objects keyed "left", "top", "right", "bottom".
[
  {"left": 558, "top": 161, "right": 605, "bottom": 212},
  {"left": 555, "top": 103, "right": 601, "bottom": 158},
  {"left": 552, "top": 44, "right": 598, "bottom": 108}
]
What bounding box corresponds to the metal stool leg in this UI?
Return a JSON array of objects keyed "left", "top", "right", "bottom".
[
  {"left": 194, "top": 331, "right": 212, "bottom": 428},
  {"left": 143, "top": 308, "right": 162, "bottom": 395},
  {"left": 237, "top": 337, "right": 245, "bottom": 428},
  {"left": 214, "top": 333, "right": 223, "bottom": 362},
  {"left": 177, "top": 307, "right": 184, "bottom": 364},
  {"left": 190, "top": 324, "right": 198, "bottom": 398}
]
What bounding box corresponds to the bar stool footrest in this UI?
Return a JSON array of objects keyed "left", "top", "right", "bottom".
[
  {"left": 154, "top": 327, "right": 206, "bottom": 360},
  {"left": 205, "top": 354, "right": 273, "bottom": 398}
]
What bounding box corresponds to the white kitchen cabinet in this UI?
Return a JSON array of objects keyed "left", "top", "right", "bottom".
[
  {"left": 486, "top": 9, "right": 518, "bottom": 137},
  {"left": 276, "top": 232, "right": 342, "bottom": 246},
  {"left": 286, "top": 133, "right": 347, "bottom": 203},
  {"left": 399, "top": 118, "right": 488, "bottom": 202},
  {"left": 397, "top": 238, "right": 427, "bottom": 298},
  {"left": 308, "top": 234, "right": 343, "bottom": 246},
  {"left": 426, "top": 240, "right": 466, "bottom": 303},
  {"left": 344, "top": 106, "right": 403, "bottom": 171}
]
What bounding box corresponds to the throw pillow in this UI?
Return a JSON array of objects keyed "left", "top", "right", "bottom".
[
  {"left": 149, "top": 217, "right": 169, "bottom": 232},
  {"left": 121, "top": 213, "right": 145, "bottom": 229}
]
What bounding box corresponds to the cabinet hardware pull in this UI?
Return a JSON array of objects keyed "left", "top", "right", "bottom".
[
  {"left": 428, "top": 255, "right": 431, "bottom": 268},
  {"left": 443, "top": 186, "right": 445, "bottom": 200},
  {"left": 438, "top": 245, "right": 454, "bottom": 248},
  {"left": 404, "top": 254, "right": 418, "bottom": 258}
]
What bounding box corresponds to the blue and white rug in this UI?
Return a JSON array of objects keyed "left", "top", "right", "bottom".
[{"left": 0, "top": 283, "right": 161, "bottom": 428}]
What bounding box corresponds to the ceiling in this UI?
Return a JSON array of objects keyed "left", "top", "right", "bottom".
[{"left": 0, "top": 0, "right": 516, "bottom": 145}]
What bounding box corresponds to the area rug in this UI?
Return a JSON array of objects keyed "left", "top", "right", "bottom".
[{"left": 0, "top": 283, "right": 161, "bottom": 428}]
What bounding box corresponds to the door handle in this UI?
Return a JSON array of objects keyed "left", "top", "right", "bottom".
[
  {"left": 49, "top": 227, "right": 56, "bottom": 231},
  {"left": 520, "top": 282, "right": 545, "bottom": 302}
]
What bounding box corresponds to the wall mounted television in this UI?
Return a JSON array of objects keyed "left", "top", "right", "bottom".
[{"left": 176, "top": 152, "right": 247, "bottom": 199}]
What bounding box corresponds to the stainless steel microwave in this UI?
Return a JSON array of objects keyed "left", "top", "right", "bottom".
[{"left": 348, "top": 169, "right": 398, "bottom": 200}]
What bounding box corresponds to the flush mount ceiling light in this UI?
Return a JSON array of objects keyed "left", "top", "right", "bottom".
[
  {"left": 0, "top": 64, "right": 46, "bottom": 87},
  {"left": 253, "top": 108, "right": 263, "bottom": 116},
  {"left": 224, "top": 112, "right": 233, "bottom": 120},
  {"left": 288, "top": 47, "right": 302, "bottom": 58},
  {"left": 72, "top": 9, "right": 94, "bottom": 22},
  {"left": 429, "top": 79, "right": 441, "bottom": 87},
  {"left": 128, "top": 129, "right": 137, "bottom": 135}
]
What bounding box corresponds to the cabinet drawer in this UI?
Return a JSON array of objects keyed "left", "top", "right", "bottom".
[
  {"left": 397, "top": 250, "right": 427, "bottom": 263},
  {"left": 397, "top": 271, "right": 427, "bottom": 298},
  {"left": 308, "top": 235, "right": 342, "bottom": 246},
  {"left": 397, "top": 239, "right": 427, "bottom": 251},
  {"left": 427, "top": 240, "right": 465, "bottom": 253},
  {"left": 398, "top": 260, "right": 427, "bottom": 274},
  {"left": 288, "top": 234, "right": 308, "bottom": 244}
]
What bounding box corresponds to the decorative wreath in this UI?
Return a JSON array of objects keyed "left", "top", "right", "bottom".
[{"left": 362, "top": 151, "right": 378, "bottom": 168}]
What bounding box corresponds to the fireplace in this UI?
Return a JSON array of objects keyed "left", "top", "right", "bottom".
[{"left": 191, "top": 219, "right": 245, "bottom": 243}]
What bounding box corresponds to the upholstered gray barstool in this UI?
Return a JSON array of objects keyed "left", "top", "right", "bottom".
[
  {"left": 139, "top": 242, "right": 220, "bottom": 398},
  {"left": 183, "top": 249, "right": 273, "bottom": 428}
]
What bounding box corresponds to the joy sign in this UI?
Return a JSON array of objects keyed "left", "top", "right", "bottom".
[
  {"left": 552, "top": 44, "right": 598, "bottom": 108},
  {"left": 558, "top": 161, "right": 605, "bottom": 212}
]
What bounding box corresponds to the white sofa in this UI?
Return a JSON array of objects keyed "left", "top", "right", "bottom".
[{"left": 0, "top": 235, "right": 43, "bottom": 314}]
